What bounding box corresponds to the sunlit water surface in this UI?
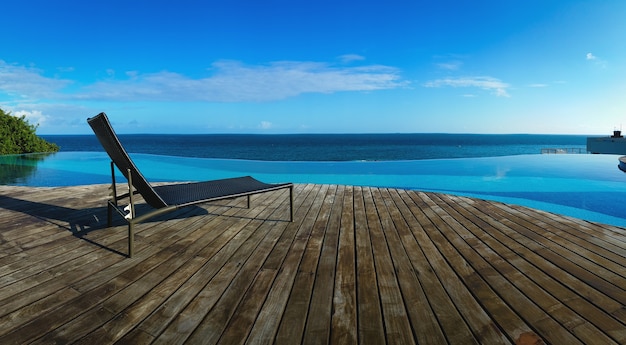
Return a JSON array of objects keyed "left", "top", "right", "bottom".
[{"left": 3, "top": 152, "right": 626, "bottom": 227}]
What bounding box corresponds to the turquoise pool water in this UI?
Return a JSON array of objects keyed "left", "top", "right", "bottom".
[{"left": 3, "top": 152, "right": 626, "bottom": 227}]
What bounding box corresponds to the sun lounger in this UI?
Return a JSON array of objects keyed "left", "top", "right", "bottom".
[{"left": 87, "top": 112, "right": 293, "bottom": 257}]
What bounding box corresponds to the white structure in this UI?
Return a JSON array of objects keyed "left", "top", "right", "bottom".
[{"left": 587, "top": 130, "right": 626, "bottom": 154}]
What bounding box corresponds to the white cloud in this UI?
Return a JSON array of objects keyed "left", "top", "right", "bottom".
[
  {"left": 338, "top": 54, "right": 366, "bottom": 63},
  {"left": 586, "top": 52, "right": 607, "bottom": 68},
  {"left": 12, "top": 109, "right": 48, "bottom": 125},
  {"left": 424, "top": 76, "right": 510, "bottom": 97},
  {"left": 0, "top": 59, "right": 405, "bottom": 103},
  {"left": 436, "top": 61, "right": 463, "bottom": 71},
  {"left": 259, "top": 121, "right": 272, "bottom": 129},
  {"left": 528, "top": 83, "right": 548, "bottom": 88},
  {"left": 0, "top": 60, "right": 71, "bottom": 99},
  {"left": 75, "top": 60, "right": 407, "bottom": 102},
  {"left": 2, "top": 102, "right": 98, "bottom": 132}
]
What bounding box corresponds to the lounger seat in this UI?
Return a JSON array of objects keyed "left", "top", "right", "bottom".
[
  {"left": 153, "top": 176, "right": 287, "bottom": 207},
  {"left": 87, "top": 112, "right": 293, "bottom": 257}
]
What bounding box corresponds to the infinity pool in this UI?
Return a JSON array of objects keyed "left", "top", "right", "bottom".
[{"left": 3, "top": 152, "right": 626, "bottom": 227}]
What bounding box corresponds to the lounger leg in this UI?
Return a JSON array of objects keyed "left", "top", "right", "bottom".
[
  {"left": 109, "top": 162, "right": 117, "bottom": 228},
  {"left": 247, "top": 195, "right": 251, "bottom": 208},
  {"left": 128, "top": 221, "right": 134, "bottom": 258},
  {"left": 289, "top": 186, "right": 294, "bottom": 222},
  {"left": 107, "top": 202, "right": 113, "bottom": 227}
]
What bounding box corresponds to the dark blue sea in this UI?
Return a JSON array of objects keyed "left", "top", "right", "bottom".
[{"left": 43, "top": 134, "right": 588, "bottom": 161}]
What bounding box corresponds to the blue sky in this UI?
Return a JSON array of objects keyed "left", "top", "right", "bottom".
[{"left": 1, "top": 0, "right": 625, "bottom": 134}]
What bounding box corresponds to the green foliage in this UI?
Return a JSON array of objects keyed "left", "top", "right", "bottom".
[{"left": 0, "top": 108, "right": 59, "bottom": 154}]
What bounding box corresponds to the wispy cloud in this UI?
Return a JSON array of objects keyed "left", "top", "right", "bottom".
[
  {"left": 0, "top": 60, "right": 71, "bottom": 99},
  {"left": 424, "top": 76, "right": 510, "bottom": 97},
  {"left": 436, "top": 61, "right": 463, "bottom": 71},
  {"left": 0, "top": 59, "right": 406, "bottom": 103},
  {"left": 76, "top": 61, "right": 406, "bottom": 102},
  {"left": 586, "top": 52, "right": 607, "bottom": 68},
  {"left": 338, "top": 54, "right": 366, "bottom": 63},
  {"left": 259, "top": 121, "right": 272, "bottom": 129},
  {"left": 57, "top": 66, "right": 75, "bottom": 73}
]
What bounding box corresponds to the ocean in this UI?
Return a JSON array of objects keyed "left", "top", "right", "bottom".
[{"left": 42, "top": 133, "right": 589, "bottom": 161}]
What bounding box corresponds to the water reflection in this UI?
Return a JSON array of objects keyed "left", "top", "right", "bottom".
[{"left": 0, "top": 153, "right": 54, "bottom": 185}]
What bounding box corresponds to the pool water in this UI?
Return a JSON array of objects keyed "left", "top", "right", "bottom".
[{"left": 3, "top": 152, "right": 626, "bottom": 227}]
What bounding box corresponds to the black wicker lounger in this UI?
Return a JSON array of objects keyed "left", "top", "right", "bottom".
[{"left": 87, "top": 112, "right": 293, "bottom": 257}]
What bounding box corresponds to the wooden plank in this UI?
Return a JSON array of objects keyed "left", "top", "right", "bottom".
[
  {"left": 0, "top": 185, "right": 109, "bottom": 242},
  {"left": 491, "top": 202, "right": 626, "bottom": 278},
  {"left": 0, "top": 231, "right": 104, "bottom": 281},
  {"left": 243, "top": 184, "right": 328, "bottom": 344},
  {"left": 0, "top": 220, "right": 129, "bottom": 336},
  {"left": 375, "top": 187, "right": 451, "bottom": 343},
  {"left": 151, "top": 189, "right": 303, "bottom": 344},
  {"left": 302, "top": 185, "right": 345, "bottom": 345},
  {"left": 208, "top": 188, "right": 299, "bottom": 344},
  {"left": 414, "top": 191, "right": 585, "bottom": 345},
  {"left": 438, "top": 193, "right": 626, "bottom": 343},
  {"left": 1, "top": 184, "right": 626, "bottom": 343},
  {"left": 352, "top": 186, "right": 385, "bottom": 345},
  {"left": 330, "top": 185, "right": 358, "bottom": 344},
  {"left": 217, "top": 269, "right": 277, "bottom": 344},
  {"left": 119, "top": 186, "right": 309, "bottom": 344},
  {"left": 121, "top": 217, "right": 263, "bottom": 341},
  {"left": 51, "top": 244, "right": 205, "bottom": 344},
  {"left": 0, "top": 287, "right": 81, "bottom": 336},
  {"left": 149, "top": 221, "right": 269, "bottom": 344},
  {"left": 362, "top": 187, "right": 415, "bottom": 344},
  {"left": 397, "top": 190, "right": 492, "bottom": 344},
  {"left": 0, "top": 236, "right": 106, "bottom": 292},
  {"left": 0, "top": 247, "right": 118, "bottom": 325},
  {"left": 181, "top": 191, "right": 293, "bottom": 344},
  {"left": 379, "top": 188, "right": 450, "bottom": 344},
  {"left": 506, "top": 200, "right": 626, "bottom": 246},
  {"left": 472, "top": 199, "right": 626, "bottom": 303},
  {"left": 274, "top": 184, "right": 337, "bottom": 343},
  {"left": 71, "top": 210, "right": 214, "bottom": 293},
  {"left": 77, "top": 255, "right": 206, "bottom": 345},
  {"left": 65, "top": 208, "right": 265, "bottom": 343},
  {"left": 0, "top": 274, "right": 124, "bottom": 343},
  {"left": 142, "top": 222, "right": 274, "bottom": 342},
  {"left": 425, "top": 192, "right": 618, "bottom": 344},
  {"left": 0, "top": 195, "right": 105, "bottom": 253},
  {"left": 183, "top": 220, "right": 285, "bottom": 344},
  {"left": 19, "top": 191, "right": 280, "bottom": 343}
]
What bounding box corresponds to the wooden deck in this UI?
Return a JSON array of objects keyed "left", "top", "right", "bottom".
[{"left": 1, "top": 183, "right": 626, "bottom": 344}]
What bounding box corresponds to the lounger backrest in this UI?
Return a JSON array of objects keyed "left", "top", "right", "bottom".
[{"left": 87, "top": 112, "right": 168, "bottom": 208}]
